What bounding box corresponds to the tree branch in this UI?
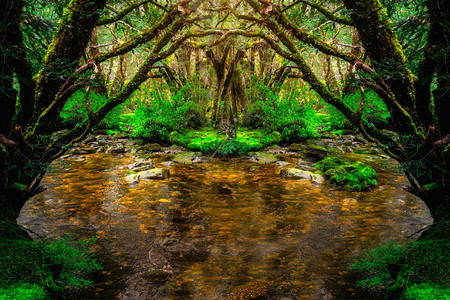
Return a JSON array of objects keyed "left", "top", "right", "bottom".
[
  {"left": 282, "top": 0, "right": 353, "bottom": 26},
  {"left": 98, "top": 0, "right": 168, "bottom": 26}
]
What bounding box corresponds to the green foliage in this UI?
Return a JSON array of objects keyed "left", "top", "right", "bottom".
[
  {"left": 403, "top": 283, "right": 450, "bottom": 300},
  {"left": 169, "top": 128, "right": 281, "bottom": 156},
  {"left": 43, "top": 235, "right": 101, "bottom": 288},
  {"left": 0, "top": 283, "right": 47, "bottom": 300},
  {"left": 131, "top": 85, "right": 206, "bottom": 143},
  {"left": 351, "top": 226, "right": 450, "bottom": 299},
  {"left": 319, "top": 90, "right": 391, "bottom": 131},
  {"left": 350, "top": 242, "right": 406, "bottom": 290},
  {"left": 314, "top": 156, "right": 377, "bottom": 191},
  {"left": 0, "top": 228, "right": 101, "bottom": 299},
  {"left": 59, "top": 90, "right": 130, "bottom": 131},
  {"left": 243, "top": 84, "right": 319, "bottom": 143}
]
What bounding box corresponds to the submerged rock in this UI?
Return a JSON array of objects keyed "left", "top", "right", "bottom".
[
  {"left": 124, "top": 173, "right": 140, "bottom": 184},
  {"left": 137, "top": 168, "right": 170, "bottom": 179}
]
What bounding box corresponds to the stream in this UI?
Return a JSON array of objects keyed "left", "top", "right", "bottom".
[{"left": 18, "top": 152, "right": 432, "bottom": 299}]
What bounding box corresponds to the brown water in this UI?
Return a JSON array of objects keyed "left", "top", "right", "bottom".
[{"left": 18, "top": 153, "right": 432, "bottom": 299}]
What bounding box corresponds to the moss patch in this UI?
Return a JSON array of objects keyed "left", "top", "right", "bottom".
[
  {"left": 169, "top": 127, "right": 281, "bottom": 157},
  {"left": 313, "top": 156, "right": 377, "bottom": 191}
]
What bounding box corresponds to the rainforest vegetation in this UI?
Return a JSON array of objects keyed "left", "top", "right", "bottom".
[{"left": 0, "top": 0, "right": 449, "bottom": 298}]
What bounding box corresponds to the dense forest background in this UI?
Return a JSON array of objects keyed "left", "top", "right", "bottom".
[{"left": 0, "top": 0, "right": 449, "bottom": 298}]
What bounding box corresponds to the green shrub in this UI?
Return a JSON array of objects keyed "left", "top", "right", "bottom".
[
  {"left": 243, "top": 84, "right": 319, "bottom": 143},
  {"left": 350, "top": 230, "right": 450, "bottom": 299},
  {"left": 314, "top": 156, "right": 377, "bottom": 191},
  {"left": 350, "top": 242, "right": 406, "bottom": 291},
  {"left": 131, "top": 85, "right": 206, "bottom": 143},
  {"left": 0, "top": 231, "right": 101, "bottom": 298},
  {"left": 59, "top": 90, "right": 130, "bottom": 131},
  {"left": 319, "top": 90, "right": 392, "bottom": 131}
]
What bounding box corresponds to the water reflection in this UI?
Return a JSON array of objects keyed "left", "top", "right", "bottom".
[{"left": 18, "top": 153, "right": 432, "bottom": 299}]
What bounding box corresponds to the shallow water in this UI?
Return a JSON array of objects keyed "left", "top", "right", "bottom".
[{"left": 18, "top": 153, "right": 432, "bottom": 299}]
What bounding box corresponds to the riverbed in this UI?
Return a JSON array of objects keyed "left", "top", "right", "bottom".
[{"left": 18, "top": 152, "right": 432, "bottom": 299}]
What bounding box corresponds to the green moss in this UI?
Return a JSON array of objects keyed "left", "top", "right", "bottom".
[
  {"left": 168, "top": 127, "right": 281, "bottom": 157},
  {"left": 314, "top": 156, "right": 377, "bottom": 191}
]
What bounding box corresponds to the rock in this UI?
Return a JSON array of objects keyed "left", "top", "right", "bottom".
[
  {"left": 164, "top": 145, "right": 184, "bottom": 153},
  {"left": 275, "top": 161, "right": 289, "bottom": 167},
  {"left": 253, "top": 152, "right": 278, "bottom": 164},
  {"left": 82, "top": 135, "right": 96, "bottom": 144},
  {"left": 280, "top": 168, "right": 313, "bottom": 179},
  {"left": 113, "top": 132, "right": 129, "bottom": 139},
  {"left": 68, "top": 146, "right": 96, "bottom": 155},
  {"left": 296, "top": 159, "right": 316, "bottom": 171},
  {"left": 136, "top": 143, "right": 162, "bottom": 152},
  {"left": 192, "top": 156, "right": 210, "bottom": 163},
  {"left": 268, "top": 145, "right": 286, "bottom": 153},
  {"left": 173, "top": 152, "right": 205, "bottom": 164},
  {"left": 124, "top": 173, "right": 140, "bottom": 184},
  {"left": 288, "top": 143, "right": 304, "bottom": 151},
  {"left": 98, "top": 139, "right": 108, "bottom": 146},
  {"left": 106, "top": 143, "right": 125, "bottom": 154},
  {"left": 311, "top": 173, "right": 326, "bottom": 184},
  {"left": 161, "top": 161, "right": 175, "bottom": 167},
  {"left": 95, "top": 134, "right": 110, "bottom": 141},
  {"left": 128, "top": 159, "right": 154, "bottom": 172},
  {"left": 137, "top": 168, "right": 170, "bottom": 179}
]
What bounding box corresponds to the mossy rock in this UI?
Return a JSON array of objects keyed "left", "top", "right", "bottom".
[
  {"left": 137, "top": 168, "right": 170, "bottom": 179},
  {"left": 253, "top": 152, "right": 278, "bottom": 164},
  {"left": 280, "top": 168, "right": 313, "bottom": 179},
  {"left": 172, "top": 152, "right": 201, "bottom": 164}
]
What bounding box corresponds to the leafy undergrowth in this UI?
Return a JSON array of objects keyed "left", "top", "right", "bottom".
[
  {"left": 350, "top": 222, "right": 450, "bottom": 299},
  {"left": 0, "top": 221, "right": 101, "bottom": 299},
  {"left": 169, "top": 127, "right": 281, "bottom": 157},
  {"left": 313, "top": 156, "right": 377, "bottom": 191}
]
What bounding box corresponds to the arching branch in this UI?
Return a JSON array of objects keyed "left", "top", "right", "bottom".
[{"left": 282, "top": 0, "right": 353, "bottom": 26}]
